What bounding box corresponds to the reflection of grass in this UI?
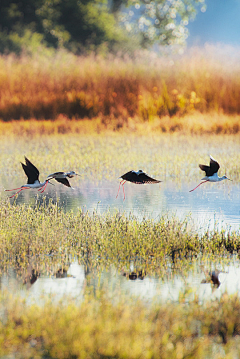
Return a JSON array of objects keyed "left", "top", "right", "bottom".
[
  {"left": 0, "top": 45, "right": 240, "bottom": 128},
  {"left": 1, "top": 292, "right": 240, "bottom": 357}
]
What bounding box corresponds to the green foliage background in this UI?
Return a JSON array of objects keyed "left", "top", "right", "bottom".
[{"left": 0, "top": 0, "right": 205, "bottom": 54}]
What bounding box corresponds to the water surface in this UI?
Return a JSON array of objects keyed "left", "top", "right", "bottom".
[{"left": 3, "top": 179, "right": 239, "bottom": 231}]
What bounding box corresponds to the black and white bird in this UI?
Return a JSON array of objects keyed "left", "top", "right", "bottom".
[
  {"left": 190, "top": 155, "right": 231, "bottom": 192},
  {"left": 5, "top": 157, "right": 52, "bottom": 198},
  {"left": 47, "top": 171, "right": 80, "bottom": 188},
  {"left": 116, "top": 170, "right": 161, "bottom": 200}
]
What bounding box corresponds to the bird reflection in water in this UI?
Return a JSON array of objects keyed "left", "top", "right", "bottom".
[
  {"left": 121, "top": 269, "right": 146, "bottom": 281},
  {"left": 201, "top": 269, "right": 222, "bottom": 288},
  {"left": 55, "top": 267, "right": 75, "bottom": 279},
  {"left": 23, "top": 266, "right": 40, "bottom": 289}
]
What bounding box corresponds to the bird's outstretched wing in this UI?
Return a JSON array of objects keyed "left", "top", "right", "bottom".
[
  {"left": 21, "top": 157, "right": 39, "bottom": 184},
  {"left": 120, "top": 171, "right": 161, "bottom": 184},
  {"left": 54, "top": 177, "right": 71, "bottom": 187},
  {"left": 199, "top": 155, "right": 220, "bottom": 176},
  {"left": 138, "top": 173, "right": 161, "bottom": 184}
]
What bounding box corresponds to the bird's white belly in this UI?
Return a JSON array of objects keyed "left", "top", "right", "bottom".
[
  {"left": 208, "top": 173, "right": 220, "bottom": 182},
  {"left": 22, "top": 181, "right": 43, "bottom": 189},
  {"left": 208, "top": 177, "right": 218, "bottom": 182},
  {"left": 201, "top": 173, "right": 219, "bottom": 182}
]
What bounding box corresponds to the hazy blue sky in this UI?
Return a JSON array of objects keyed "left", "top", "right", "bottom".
[{"left": 187, "top": 0, "right": 240, "bottom": 46}]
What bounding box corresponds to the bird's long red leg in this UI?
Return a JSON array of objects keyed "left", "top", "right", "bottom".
[
  {"left": 39, "top": 180, "right": 49, "bottom": 193},
  {"left": 122, "top": 181, "right": 126, "bottom": 200},
  {"left": 189, "top": 180, "right": 208, "bottom": 192},
  {"left": 116, "top": 180, "right": 124, "bottom": 198},
  {"left": 5, "top": 187, "right": 23, "bottom": 192},
  {"left": 9, "top": 187, "right": 29, "bottom": 198}
]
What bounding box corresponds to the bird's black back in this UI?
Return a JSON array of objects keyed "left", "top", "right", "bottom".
[
  {"left": 121, "top": 171, "right": 161, "bottom": 184},
  {"left": 21, "top": 157, "right": 39, "bottom": 184},
  {"left": 51, "top": 171, "right": 65, "bottom": 177}
]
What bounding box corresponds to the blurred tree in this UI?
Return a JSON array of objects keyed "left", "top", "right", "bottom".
[{"left": 113, "top": 0, "right": 206, "bottom": 47}]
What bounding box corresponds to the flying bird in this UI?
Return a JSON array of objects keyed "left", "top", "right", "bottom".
[
  {"left": 5, "top": 157, "right": 52, "bottom": 198},
  {"left": 116, "top": 170, "right": 161, "bottom": 200},
  {"left": 47, "top": 171, "right": 80, "bottom": 188},
  {"left": 189, "top": 155, "right": 231, "bottom": 192}
]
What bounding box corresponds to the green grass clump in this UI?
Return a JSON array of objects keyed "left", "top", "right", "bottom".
[{"left": 1, "top": 292, "right": 240, "bottom": 358}]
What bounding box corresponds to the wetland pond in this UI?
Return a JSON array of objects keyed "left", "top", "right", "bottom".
[{"left": 1, "top": 179, "right": 240, "bottom": 304}]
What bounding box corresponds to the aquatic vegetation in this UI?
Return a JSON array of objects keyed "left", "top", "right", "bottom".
[{"left": 0, "top": 199, "right": 239, "bottom": 277}]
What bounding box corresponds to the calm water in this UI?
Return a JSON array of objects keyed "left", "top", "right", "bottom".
[
  {"left": 2, "top": 260, "right": 240, "bottom": 304},
  {"left": 1, "top": 179, "right": 240, "bottom": 302}
]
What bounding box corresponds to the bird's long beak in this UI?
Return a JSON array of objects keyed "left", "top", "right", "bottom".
[{"left": 48, "top": 181, "right": 55, "bottom": 186}]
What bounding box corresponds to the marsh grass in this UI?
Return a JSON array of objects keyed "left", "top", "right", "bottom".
[
  {"left": 0, "top": 132, "right": 239, "bottom": 184},
  {"left": 0, "top": 45, "right": 240, "bottom": 130},
  {"left": 0, "top": 198, "right": 240, "bottom": 359},
  {"left": 0, "top": 199, "right": 239, "bottom": 277},
  {"left": 1, "top": 283, "right": 240, "bottom": 358}
]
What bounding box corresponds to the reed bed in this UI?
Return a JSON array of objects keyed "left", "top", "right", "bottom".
[{"left": 0, "top": 44, "right": 240, "bottom": 127}]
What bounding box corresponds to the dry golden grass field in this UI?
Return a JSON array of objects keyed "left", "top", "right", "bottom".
[{"left": 0, "top": 45, "right": 240, "bottom": 135}]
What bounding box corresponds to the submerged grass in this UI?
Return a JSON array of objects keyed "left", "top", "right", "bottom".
[{"left": 0, "top": 45, "right": 240, "bottom": 127}]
